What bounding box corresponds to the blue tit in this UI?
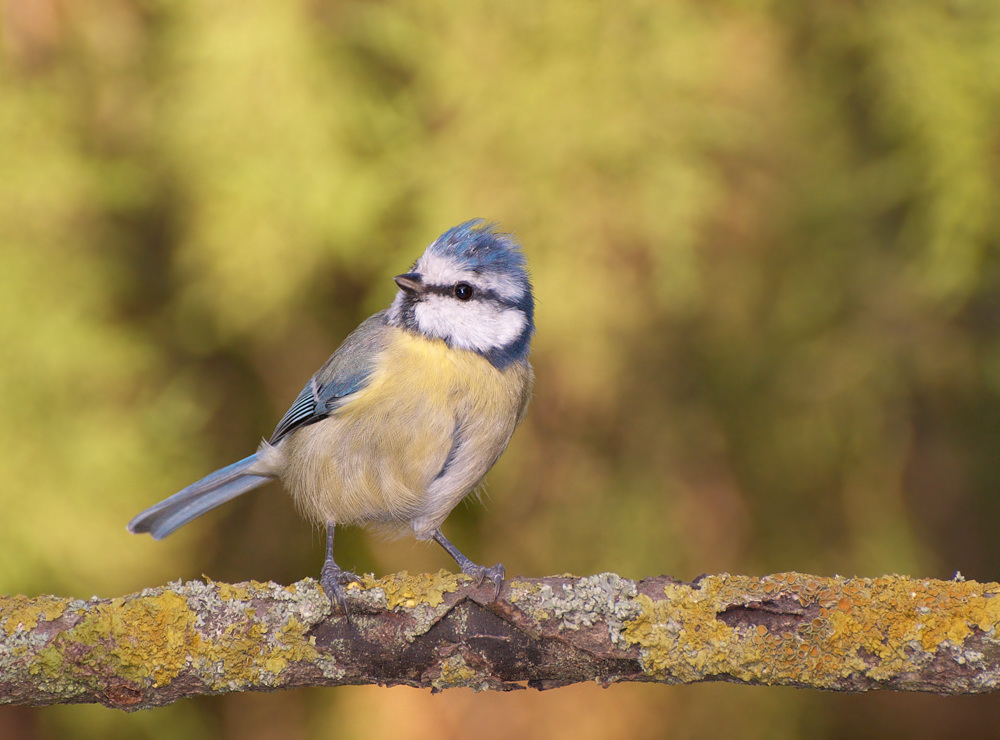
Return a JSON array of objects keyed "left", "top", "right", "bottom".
[{"left": 128, "top": 220, "right": 534, "bottom": 608}]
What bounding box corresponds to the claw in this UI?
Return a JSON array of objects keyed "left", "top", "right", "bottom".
[
  {"left": 320, "top": 562, "right": 361, "bottom": 617},
  {"left": 320, "top": 522, "right": 359, "bottom": 618},
  {"left": 471, "top": 562, "right": 505, "bottom": 601},
  {"left": 432, "top": 529, "right": 505, "bottom": 602}
]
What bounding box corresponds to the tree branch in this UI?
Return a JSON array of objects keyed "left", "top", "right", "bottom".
[{"left": 2, "top": 570, "right": 999, "bottom": 709}]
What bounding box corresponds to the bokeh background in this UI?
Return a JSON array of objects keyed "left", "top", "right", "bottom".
[{"left": 3, "top": 0, "right": 1000, "bottom": 737}]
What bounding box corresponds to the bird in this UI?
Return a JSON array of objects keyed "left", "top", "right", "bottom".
[{"left": 127, "top": 220, "right": 534, "bottom": 611}]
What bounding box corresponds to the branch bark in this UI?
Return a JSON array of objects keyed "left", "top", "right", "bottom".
[{"left": 3, "top": 570, "right": 1000, "bottom": 709}]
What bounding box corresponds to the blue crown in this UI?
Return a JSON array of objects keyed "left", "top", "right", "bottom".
[{"left": 428, "top": 220, "right": 529, "bottom": 280}]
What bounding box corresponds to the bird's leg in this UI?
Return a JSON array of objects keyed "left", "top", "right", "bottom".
[
  {"left": 432, "top": 528, "right": 504, "bottom": 601},
  {"left": 319, "top": 522, "right": 361, "bottom": 615}
]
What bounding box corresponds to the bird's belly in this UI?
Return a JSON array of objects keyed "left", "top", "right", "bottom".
[
  {"left": 275, "top": 332, "right": 513, "bottom": 529},
  {"left": 280, "top": 406, "right": 451, "bottom": 527}
]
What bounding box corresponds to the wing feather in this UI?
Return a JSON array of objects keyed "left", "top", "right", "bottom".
[{"left": 269, "top": 311, "right": 392, "bottom": 444}]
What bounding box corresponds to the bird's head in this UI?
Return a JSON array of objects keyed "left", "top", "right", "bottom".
[{"left": 387, "top": 220, "right": 534, "bottom": 369}]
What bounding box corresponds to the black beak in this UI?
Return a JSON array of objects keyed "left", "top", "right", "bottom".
[{"left": 394, "top": 272, "right": 423, "bottom": 294}]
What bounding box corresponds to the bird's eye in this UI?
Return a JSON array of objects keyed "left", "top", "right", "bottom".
[{"left": 454, "top": 282, "right": 474, "bottom": 301}]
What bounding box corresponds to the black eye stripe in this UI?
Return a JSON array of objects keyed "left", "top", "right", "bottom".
[{"left": 421, "top": 283, "right": 512, "bottom": 304}]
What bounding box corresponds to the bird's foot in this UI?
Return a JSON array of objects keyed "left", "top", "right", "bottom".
[
  {"left": 320, "top": 562, "right": 362, "bottom": 617},
  {"left": 459, "top": 561, "right": 505, "bottom": 602},
  {"left": 431, "top": 528, "right": 505, "bottom": 602}
]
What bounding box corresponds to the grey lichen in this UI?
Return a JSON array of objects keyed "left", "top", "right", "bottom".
[{"left": 513, "top": 573, "right": 641, "bottom": 644}]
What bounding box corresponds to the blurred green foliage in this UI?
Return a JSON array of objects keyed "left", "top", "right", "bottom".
[{"left": 2, "top": 0, "right": 1000, "bottom": 737}]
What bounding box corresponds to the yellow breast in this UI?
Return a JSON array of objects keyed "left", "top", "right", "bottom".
[{"left": 277, "top": 327, "right": 530, "bottom": 530}]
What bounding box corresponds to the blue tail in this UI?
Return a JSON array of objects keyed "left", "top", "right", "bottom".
[{"left": 128, "top": 454, "right": 274, "bottom": 540}]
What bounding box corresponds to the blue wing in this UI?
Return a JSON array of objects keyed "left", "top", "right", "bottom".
[{"left": 269, "top": 310, "right": 392, "bottom": 445}]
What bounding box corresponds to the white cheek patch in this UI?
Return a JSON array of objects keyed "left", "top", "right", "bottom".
[
  {"left": 414, "top": 295, "right": 527, "bottom": 353},
  {"left": 416, "top": 252, "right": 525, "bottom": 302}
]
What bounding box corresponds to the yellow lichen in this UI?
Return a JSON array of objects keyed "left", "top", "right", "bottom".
[
  {"left": 186, "top": 592, "right": 319, "bottom": 688},
  {"left": 432, "top": 652, "right": 482, "bottom": 691},
  {"left": 31, "top": 590, "right": 198, "bottom": 686},
  {"left": 0, "top": 594, "right": 70, "bottom": 635},
  {"left": 622, "top": 573, "right": 1000, "bottom": 687},
  {"left": 622, "top": 584, "right": 754, "bottom": 683},
  {"left": 20, "top": 584, "right": 324, "bottom": 691},
  {"left": 370, "top": 570, "right": 464, "bottom": 610},
  {"left": 215, "top": 582, "right": 252, "bottom": 601},
  {"left": 507, "top": 580, "right": 540, "bottom": 603}
]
